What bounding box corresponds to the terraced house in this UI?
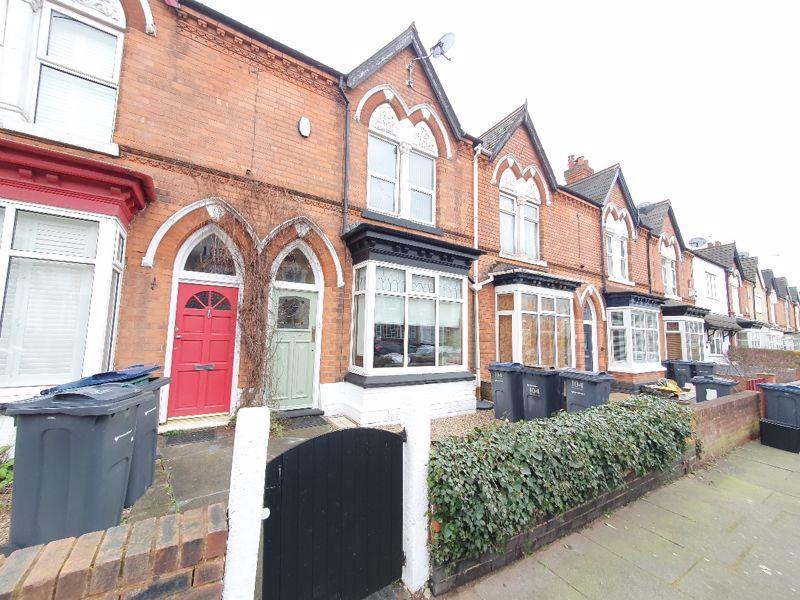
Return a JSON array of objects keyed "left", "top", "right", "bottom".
[{"left": 0, "top": 0, "right": 797, "bottom": 432}]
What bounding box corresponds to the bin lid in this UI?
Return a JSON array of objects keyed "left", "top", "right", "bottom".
[
  {"left": 758, "top": 383, "right": 800, "bottom": 395},
  {"left": 558, "top": 369, "right": 614, "bottom": 382},
  {"left": 39, "top": 364, "right": 161, "bottom": 396},
  {"left": 519, "top": 366, "right": 560, "bottom": 377},
  {"left": 487, "top": 362, "right": 522, "bottom": 372},
  {"left": 693, "top": 361, "right": 717, "bottom": 367},
  {"left": 690, "top": 375, "right": 736, "bottom": 385},
  {"left": 6, "top": 383, "right": 150, "bottom": 416}
]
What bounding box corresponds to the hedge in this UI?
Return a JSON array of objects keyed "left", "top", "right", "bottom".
[{"left": 428, "top": 395, "right": 693, "bottom": 565}]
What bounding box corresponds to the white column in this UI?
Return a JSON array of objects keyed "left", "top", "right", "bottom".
[
  {"left": 223, "top": 407, "right": 271, "bottom": 600},
  {"left": 401, "top": 398, "right": 431, "bottom": 593}
]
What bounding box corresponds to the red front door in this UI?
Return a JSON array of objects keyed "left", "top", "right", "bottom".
[{"left": 168, "top": 283, "right": 238, "bottom": 418}]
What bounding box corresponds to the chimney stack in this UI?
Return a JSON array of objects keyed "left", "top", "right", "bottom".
[{"left": 564, "top": 155, "right": 594, "bottom": 184}]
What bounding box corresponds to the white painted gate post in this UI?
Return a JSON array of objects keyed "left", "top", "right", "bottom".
[
  {"left": 222, "top": 406, "right": 271, "bottom": 600},
  {"left": 401, "top": 398, "right": 431, "bottom": 593}
]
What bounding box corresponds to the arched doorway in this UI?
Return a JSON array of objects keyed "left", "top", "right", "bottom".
[
  {"left": 270, "top": 241, "right": 324, "bottom": 411},
  {"left": 583, "top": 302, "right": 598, "bottom": 371},
  {"left": 164, "top": 226, "right": 242, "bottom": 419}
]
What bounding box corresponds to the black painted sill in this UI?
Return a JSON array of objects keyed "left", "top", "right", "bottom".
[
  {"left": 345, "top": 371, "right": 474, "bottom": 388},
  {"left": 360, "top": 210, "right": 444, "bottom": 236}
]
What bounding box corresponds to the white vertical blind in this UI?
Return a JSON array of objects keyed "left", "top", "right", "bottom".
[
  {"left": 13, "top": 210, "right": 98, "bottom": 257},
  {"left": 47, "top": 12, "right": 117, "bottom": 79},
  {"left": 0, "top": 258, "right": 93, "bottom": 386},
  {"left": 35, "top": 66, "right": 117, "bottom": 143}
]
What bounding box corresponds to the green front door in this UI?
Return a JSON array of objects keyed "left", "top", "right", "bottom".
[{"left": 273, "top": 289, "right": 317, "bottom": 410}]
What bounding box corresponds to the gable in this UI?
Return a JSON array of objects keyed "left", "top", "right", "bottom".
[{"left": 346, "top": 25, "right": 462, "bottom": 141}]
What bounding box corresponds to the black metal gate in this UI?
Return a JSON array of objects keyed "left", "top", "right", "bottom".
[{"left": 262, "top": 427, "right": 404, "bottom": 600}]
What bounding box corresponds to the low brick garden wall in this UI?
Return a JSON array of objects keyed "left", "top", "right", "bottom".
[
  {"left": 0, "top": 503, "right": 226, "bottom": 599},
  {"left": 431, "top": 391, "right": 764, "bottom": 595},
  {"left": 430, "top": 456, "right": 694, "bottom": 595},
  {"left": 692, "top": 390, "right": 760, "bottom": 462}
]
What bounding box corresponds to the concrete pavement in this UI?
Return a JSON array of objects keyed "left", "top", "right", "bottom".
[{"left": 442, "top": 442, "right": 800, "bottom": 600}]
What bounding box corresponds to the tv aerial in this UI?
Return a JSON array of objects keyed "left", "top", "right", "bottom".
[{"left": 407, "top": 32, "right": 455, "bottom": 88}]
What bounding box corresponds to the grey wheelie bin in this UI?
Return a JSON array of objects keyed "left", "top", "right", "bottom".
[
  {"left": 124, "top": 376, "right": 170, "bottom": 508},
  {"left": 488, "top": 362, "right": 523, "bottom": 421},
  {"left": 690, "top": 375, "right": 737, "bottom": 403},
  {"left": 758, "top": 383, "right": 800, "bottom": 427},
  {"left": 560, "top": 370, "right": 613, "bottom": 413},
  {"left": 520, "top": 367, "right": 562, "bottom": 419},
  {"left": 690, "top": 361, "right": 716, "bottom": 378},
  {"left": 664, "top": 360, "right": 693, "bottom": 389},
  {"left": 5, "top": 384, "right": 147, "bottom": 548}
]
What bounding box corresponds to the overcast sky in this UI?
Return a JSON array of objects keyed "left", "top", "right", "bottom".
[{"left": 202, "top": 0, "right": 800, "bottom": 285}]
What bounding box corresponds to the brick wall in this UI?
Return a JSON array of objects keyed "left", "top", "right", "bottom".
[
  {"left": 0, "top": 504, "right": 227, "bottom": 600},
  {"left": 693, "top": 391, "right": 760, "bottom": 462}
]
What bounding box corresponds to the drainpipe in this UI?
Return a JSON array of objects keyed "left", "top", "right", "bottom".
[
  {"left": 472, "top": 144, "right": 483, "bottom": 391},
  {"left": 599, "top": 209, "right": 607, "bottom": 291},
  {"left": 338, "top": 77, "right": 351, "bottom": 233},
  {"left": 646, "top": 229, "right": 653, "bottom": 294}
]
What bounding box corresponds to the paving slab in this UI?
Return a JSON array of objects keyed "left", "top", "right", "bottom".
[{"left": 449, "top": 442, "right": 800, "bottom": 599}]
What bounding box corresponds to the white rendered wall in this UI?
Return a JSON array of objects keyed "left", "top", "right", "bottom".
[
  {"left": 692, "top": 256, "right": 728, "bottom": 315},
  {"left": 320, "top": 379, "right": 475, "bottom": 425}
]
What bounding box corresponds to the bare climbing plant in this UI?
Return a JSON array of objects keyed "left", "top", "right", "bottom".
[{"left": 201, "top": 183, "right": 297, "bottom": 412}]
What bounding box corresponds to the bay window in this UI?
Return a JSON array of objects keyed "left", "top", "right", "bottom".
[
  {"left": 608, "top": 308, "right": 661, "bottom": 370},
  {"left": 495, "top": 285, "right": 573, "bottom": 368},
  {"left": 605, "top": 216, "right": 630, "bottom": 283},
  {"left": 498, "top": 170, "right": 541, "bottom": 262},
  {"left": 350, "top": 262, "right": 466, "bottom": 373},
  {"left": 366, "top": 104, "right": 438, "bottom": 225},
  {"left": 663, "top": 317, "right": 704, "bottom": 361},
  {"left": 0, "top": 201, "right": 125, "bottom": 389}
]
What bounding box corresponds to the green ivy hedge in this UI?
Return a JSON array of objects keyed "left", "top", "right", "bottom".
[{"left": 428, "top": 395, "right": 693, "bottom": 565}]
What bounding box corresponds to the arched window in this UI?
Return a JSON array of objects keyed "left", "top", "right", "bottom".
[
  {"left": 276, "top": 249, "right": 315, "bottom": 284},
  {"left": 660, "top": 242, "right": 678, "bottom": 297},
  {"left": 498, "top": 167, "right": 540, "bottom": 261},
  {"left": 367, "top": 103, "right": 438, "bottom": 225},
  {"left": 2, "top": 0, "right": 126, "bottom": 150},
  {"left": 605, "top": 213, "right": 630, "bottom": 282},
  {"left": 183, "top": 234, "right": 236, "bottom": 275}
]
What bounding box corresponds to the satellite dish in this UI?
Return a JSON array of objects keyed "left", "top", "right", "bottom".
[{"left": 430, "top": 32, "right": 455, "bottom": 59}]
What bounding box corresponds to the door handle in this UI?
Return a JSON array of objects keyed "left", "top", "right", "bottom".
[{"left": 194, "top": 363, "right": 215, "bottom": 371}]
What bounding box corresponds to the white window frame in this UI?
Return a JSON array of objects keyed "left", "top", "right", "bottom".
[
  {"left": 0, "top": 197, "right": 126, "bottom": 394},
  {"left": 661, "top": 256, "right": 678, "bottom": 298},
  {"left": 498, "top": 178, "right": 542, "bottom": 264},
  {"left": 7, "top": 1, "right": 124, "bottom": 155},
  {"left": 755, "top": 293, "right": 764, "bottom": 315},
  {"left": 605, "top": 216, "right": 631, "bottom": 285},
  {"left": 664, "top": 317, "right": 705, "bottom": 361},
  {"left": 730, "top": 275, "right": 741, "bottom": 315},
  {"left": 706, "top": 272, "right": 718, "bottom": 299},
  {"left": 348, "top": 261, "right": 467, "bottom": 375},
  {"left": 366, "top": 131, "right": 437, "bottom": 226},
  {"left": 708, "top": 329, "right": 724, "bottom": 356},
  {"left": 494, "top": 284, "right": 575, "bottom": 368},
  {"left": 607, "top": 307, "right": 663, "bottom": 373}
]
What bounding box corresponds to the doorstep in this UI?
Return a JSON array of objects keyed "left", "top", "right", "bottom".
[{"left": 158, "top": 414, "right": 230, "bottom": 434}]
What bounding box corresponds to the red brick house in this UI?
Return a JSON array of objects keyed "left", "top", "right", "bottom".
[{"left": 0, "top": 0, "right": 797, "bottom": 434}]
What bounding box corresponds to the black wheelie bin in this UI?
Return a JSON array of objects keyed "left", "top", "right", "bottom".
[
  {"left": 690, "top": 375, "right": 737, "bottom": 403},
  {"left": 488, "top": 362, "right": 523, "bottom": 421},
  {"left": 519, "top": 366, "right": 562, "bottom": 419},
  {"left": 560, "top": 370, "right": 614, "bottom": 413}
]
